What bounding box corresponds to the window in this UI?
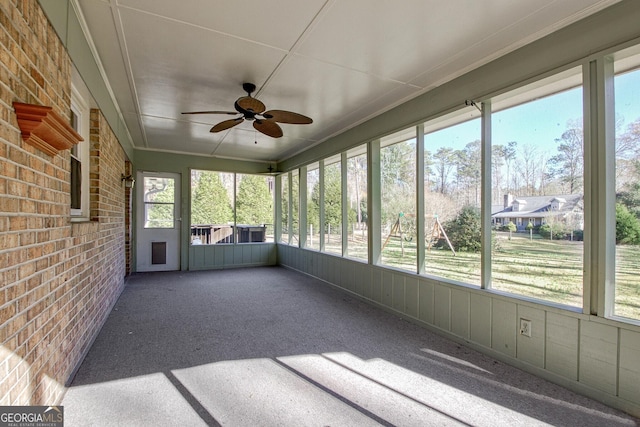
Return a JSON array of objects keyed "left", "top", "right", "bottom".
[
  {"left": 236, "top": 174, "right": 274, "bottom": 243},
  {"left": 70, "top": 85, "right": 90, "bottom": 219},
  {"left": 291, "top": 169, "right": 300, "bottom": 246},
  {"left": 190, "top": 170, "right": 234, "bottom": 244},
  {"left": 271, "top": 43, "right": 640, "bottom": 326},
  {"left": 323, "top": 156, "right": 342, "bottom": 255},
  {"left": 424, "top": 108, "right": 481, "bottom": 284},
  {"left": 380, "top": 128, "right": 416, "bottom": 271},
  {"left": 614, "top": 47, "right": 640, "bottom": 320},
  {"left": 280, "top": 173, "right": 290, "bottom": 244},
  {"left": 346, "top": 145, "right": 368, "bottom": 260},
  {"left": 306, "top": 163, "right": 320, "bottom": 251},
  {"left": 190, "top": 170, "right": 274, "bottom": 245},
  {"left": 144, "top": 176, "right": 175, "bottom": 228},
  {"left": 490, "top": 67, "right": 584, "bottom": 307}
]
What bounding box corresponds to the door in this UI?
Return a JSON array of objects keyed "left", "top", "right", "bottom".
[{"left": 136, "top": 171, "right": 181, "bottom": 271}]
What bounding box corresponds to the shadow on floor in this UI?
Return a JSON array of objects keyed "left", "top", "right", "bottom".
[{"left": 63, "top": 267, "right": 639, "bottom": 426}]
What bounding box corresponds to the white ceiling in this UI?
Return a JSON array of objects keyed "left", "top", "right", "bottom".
[{"left": 76, "top": 0, "right": 620, "bottom": 163}]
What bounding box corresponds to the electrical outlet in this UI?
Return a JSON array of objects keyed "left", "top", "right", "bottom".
[{"left": 520, "top": 318, "right": 532, "bottom": 337}]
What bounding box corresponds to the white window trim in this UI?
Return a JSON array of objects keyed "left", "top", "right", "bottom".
[{"left": 70, "top": 85, "right": 90, "bottom": 220}]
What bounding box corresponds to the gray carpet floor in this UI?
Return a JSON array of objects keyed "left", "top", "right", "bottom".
[{"left": 62, "top": 266, "right": 639, "bottom": 426}]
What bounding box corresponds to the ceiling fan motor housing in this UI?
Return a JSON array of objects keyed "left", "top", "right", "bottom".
[
  {"left": 242, "top": 82, "right": 256, "bottom": 94},
  {"left": 235, "top": 97, "right": 265, "bottom": 117}
]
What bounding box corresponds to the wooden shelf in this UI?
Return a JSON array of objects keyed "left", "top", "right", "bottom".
[{"left": 13, "top": 102, "right": 83, "bottom": 156}]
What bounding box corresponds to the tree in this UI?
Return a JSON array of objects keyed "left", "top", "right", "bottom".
[
  {"left": 618, "top": 175, "right": 640, "bottom": 219},
  {"left": 307, "top": 189, "right": 319, "bottom": 230},
  {"left": 442, "top": 205, "right": 482, "bottom": 252},
  {"left": 347, "top": 154, "right": 367, "bottom": 228},
  {"left": 291, "top": 172, "right": 300, "bottom": 236},
  {"left": 381, "top": 141, "right": 416, "bottom": 227},
  {"left": 279, "top": 172, "right": 301, "bottom": 239},
  {"left": 424, "top": 149, "right": 434, "bottom": 192},
  {"left": 616, "top": 117, "right": 640, "bottom": 159},
  {"left": 502, "top": 221, "right": 517, "bottom": 232},
  {"left": 146, "top": 177, "right": 175, "bottom": 227},
  {"left": 381, "top": 141, "right": 415, "bottom": 187},
  {"left": 537, "top": 151, "right": 550, "bottom": 196},
  {"left": 322, "top": 163, "right": 342, "bottom": 233},
  {"left": 616, "top": 118, "right": 640, "bottom": 192},
  {"left": 492, "top": 144, "right": 506, "bottom": 204},
  {"left": 424, "top": 190, "right": 458, "bottom": 224},
  {"left": 616, "top": 203, "right": 640, "bottom": 244},
  {"left": 455, "top": 140, "right": 481, "bottom": 206},
  {"left": 307, "top": 169, "right": 321, "bottom": 232},
  {"left": 514, "top": 143, "right": 546, "bottom": 196},
  {"left": 503, "top": 141, "right": 517, "bottom": 195},
  {"left": 550, "top": 119, "right": 583, "bottom": 194},
  {"left": 236, "top": 175, "right": 273, "bottom": 225},
  {"left": 191, "top": 172, "right": 232, "bottom": 225},
  {"left": 432, "top": 147, "right": 455, "bottom": 194},
  {"left": 281, "top": 174, "right": 290, "bottom": 234},
  {"left": 526, "top": 221, "right": 534, "bottom": 240}
]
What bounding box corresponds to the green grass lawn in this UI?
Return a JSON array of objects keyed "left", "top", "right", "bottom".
[
  {"left": 376, "top": 232, "right": 640, "bottom": 320},
  {"left": 300, "top": 230, "right": 640, "bottom": 320},
  {"left": 614, "top": 243, "right": 640, "bottom": 319},
  {"left": 491, "top": 233, "right": 583, "bottom": 307}
]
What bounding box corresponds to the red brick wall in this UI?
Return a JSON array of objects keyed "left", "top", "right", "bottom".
[{"left": 0, "top": 1, "right": 128, "bottom": 405}]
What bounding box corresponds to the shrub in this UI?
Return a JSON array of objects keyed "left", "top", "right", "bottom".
[
  {"left": 501, "top": 221, "right": 517, "bottom": 232},
  {"left": 616, "top": 203, "right": 640, "bottom": 244},
  {"left": 442, "top": 205, "right": 482, "bottom": 252},
  {"left": 539, "top": 223, "right": 568, "bottom": 240},
  {"left": 538, "top": 224, "right": 551, "bottom": 238}
]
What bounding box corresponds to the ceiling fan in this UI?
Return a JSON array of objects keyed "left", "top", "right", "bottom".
[
  {"left": 182, "top": 83, "right": 312, "bottom": 138},
  {"left": 258, "top": 164, "right": 282, "bottom": 176}
]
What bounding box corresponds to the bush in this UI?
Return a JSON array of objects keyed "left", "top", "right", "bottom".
[
  {"left": 442, "top": 205, "right": 482, "bottom": 252},
  {"left": 616, "top": 203, "right": 640, "bottom": 244},
  {"left": 571, "top": 229, "right": 584, "bottom": 241},
  {"left": 501, "top": 221, "right": 517, "bottom": 232},
  {"left": 538, "top": 224, "right": 551, "bottom": 238},
  {"left": 539, "top": 223, "right": 568, "bottom": 240}
]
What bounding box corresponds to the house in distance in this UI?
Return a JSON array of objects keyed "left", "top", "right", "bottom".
[{"left": 492, "top": 194, "right": 584, "bottom": 232}]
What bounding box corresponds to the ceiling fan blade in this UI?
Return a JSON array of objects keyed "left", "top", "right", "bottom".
[
  {"left": 262, "top": 110, "right": 313, "bottom": 124},
  {"left": 182, "top": 110, "right": 238, "bottom": 115},
  {"left": 253, "top": 119, "right": 283, "bottom": 138},
  {"left": 210, "top": 118, "right": 243, "bottom": 133},
  {"left": 236, "top": 96, "right": 266, "bottom": 114}
]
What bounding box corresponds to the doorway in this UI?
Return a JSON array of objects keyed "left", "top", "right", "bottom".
[{"left": 136, "top": 171, "right": 181, "bottom": 271}]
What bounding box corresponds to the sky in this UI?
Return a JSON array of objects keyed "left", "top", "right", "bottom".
[{"left": 424, "top": 68, "right": 640, "bottom": 154}]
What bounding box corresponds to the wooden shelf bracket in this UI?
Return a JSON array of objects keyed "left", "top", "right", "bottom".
[{"left": 13, "top": 102, "right": 83, "bottom": 156}]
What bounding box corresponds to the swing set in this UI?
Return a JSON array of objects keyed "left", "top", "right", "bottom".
[{"left": 382, "top": 213, "right": 456, "bottom": 256}]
